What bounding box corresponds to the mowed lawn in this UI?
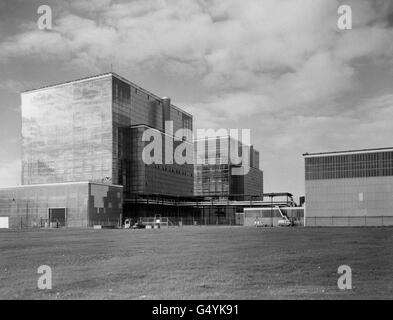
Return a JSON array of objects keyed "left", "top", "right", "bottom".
[{"left": 0, "top": 226, "right": 392, "bottom": 300}]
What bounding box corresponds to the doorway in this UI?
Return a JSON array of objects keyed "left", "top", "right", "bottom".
[{"left": 48, "top": 208, "right": 67, "bottom": 227}]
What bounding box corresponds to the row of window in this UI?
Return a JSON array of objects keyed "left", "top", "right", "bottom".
[
  {"left": 305, "top": 151, "right": 393, "bottom": 180},
  {"left": 150, "top": 164, "right": 193, "bottom": 177}
]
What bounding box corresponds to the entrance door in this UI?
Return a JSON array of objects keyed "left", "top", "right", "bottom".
[{"left": 49, "top": 208, "right": 66, "bottom": 227}]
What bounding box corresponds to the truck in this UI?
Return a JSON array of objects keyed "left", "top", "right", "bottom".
[{"left": 276, "top": 206, "right": 294, "bottom": 227}]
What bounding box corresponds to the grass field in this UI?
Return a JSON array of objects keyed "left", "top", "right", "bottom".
[{"left": 0, "top": 226, "right": 392, "bottom": 299}]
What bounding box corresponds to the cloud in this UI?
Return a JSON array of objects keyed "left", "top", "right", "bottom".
[
  {"left": 0, "top": 79, "right": 37, "bottom": 93},
  {"left": 0, "top": 0, "right": 391, "bottom": 90},
  {"left": 188, "top": 92, "right": 273, "bottom": 127}
]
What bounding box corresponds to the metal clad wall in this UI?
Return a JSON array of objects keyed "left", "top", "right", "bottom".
[
  {"left": 88, "top": 183, "right": 123, "bottom": 226},
  {"left": 21, "top": 76, "right": 113, "bottom": 185},
  {"left": 305, "top": 150, "right": 393, "bottom": 226},
  {"left": 305, "top": 176, "right": 393, "bottom": 226},
  {"left": 126, "top": 126, "right": 194, "bottom": 197},
  {"left": 0, "top": 183, "right": 89, "bottom": 228},
  {"left": 0, "top": 182, "right": 123, "bottom": 228}
]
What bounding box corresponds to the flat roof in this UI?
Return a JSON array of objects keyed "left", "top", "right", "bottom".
[
  {"left": 303, "top": 147, "right": 393, "bottom": 158},
  {"left": 0, "top": 181, "right": 123, "bottom": 190},
  {"left": 263, "top": 192, "right": 293, "bottom": 197},
  {"left": 194, "top": 135, "right": 254, "bottom": 148},
  {"left": 21, "top": 72, "right": 192, "bottom": 118},
  {"left": 129, "top": 124, "right": 193, "bottom": 142}
]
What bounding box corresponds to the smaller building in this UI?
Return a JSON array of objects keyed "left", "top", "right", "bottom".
[
  {"left": 194, "top": 136, "right": 263, "bottom": 200},
  {"left": 304, "top": 147, "right": 393, "bottom": 226},
  {"left": 0, "top": 182, "right": 123, "bottom": 229}
]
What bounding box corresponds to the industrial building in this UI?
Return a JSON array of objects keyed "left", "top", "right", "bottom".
[
  {"left": 0, "top": 182, "right": 123, "bottom": 228},
  {"left": 127, "top": 135, "right": 265, "bottom": 225},
  {"left": 304, "top": 147, "right": 393, "bottom": 226},
  {"left": 194, "top": 136, "right": 263, "bottom": 200},
  {"left": 0, "top": 73, "right": 268, "bottom": 228},
  {"left": 20, "top": 73, "right": 193, "bottom": 189},
  {"left": 0, "top": 73, "right": 194, "bottom": 228}
]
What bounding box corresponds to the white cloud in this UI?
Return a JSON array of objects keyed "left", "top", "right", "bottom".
[{"left": 0, "top": 79, "right": 37, "bottom": 93}]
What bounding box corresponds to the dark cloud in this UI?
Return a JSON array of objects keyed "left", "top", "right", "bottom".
[
  {"left": 386, "top": 11, "right": 393, "bottom": 27},
  {"left": 367, "top": 0, "right": 393, "bottom": 27}
]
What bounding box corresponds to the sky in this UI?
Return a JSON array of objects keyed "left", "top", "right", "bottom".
[{"left": 0, "top": 0, "right": 393, "bottom": 199}]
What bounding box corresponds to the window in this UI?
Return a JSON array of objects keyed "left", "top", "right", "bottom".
[{"left": 306, "top": 151, "right": 393, "bottom": 180}]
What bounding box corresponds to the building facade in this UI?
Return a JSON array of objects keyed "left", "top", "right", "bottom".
[
  {"left": 0, "top": 182, "right": 123, "bottom": 228},
  {"left": 0, "top": 73, "right": 273, "bottom": 228},
  {"left": 194, "top": 136, "right": 263, "bottom": 200},
  {"left": 119, "top": 124, "right": 194, "bottom": 197},
  {"left": 21, "top": 73, "right": 193, "bottom": 190},
  {"left": 304, "top": 147, "right": 393, "bottom": 226},
  {"left": 0, "top": 73, "right": 195, "bottom": 228}
]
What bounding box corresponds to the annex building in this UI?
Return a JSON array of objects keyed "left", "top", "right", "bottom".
[{"left": 304, "top": 147, "right": 393, "bottom": 226}]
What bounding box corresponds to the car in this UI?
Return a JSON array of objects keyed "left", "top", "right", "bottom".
[
  {"left": 254, "top": 220, "right": 269, "bottom": 227},
  {"left": 278, "top": 219, "right": 294, "bottom": 227}
]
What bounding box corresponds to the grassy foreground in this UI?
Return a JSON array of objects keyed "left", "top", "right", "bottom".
[{"left": 0, "top": 226, "right": 392, "bottom": 299}]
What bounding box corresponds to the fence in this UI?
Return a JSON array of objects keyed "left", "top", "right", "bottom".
[
  {"left": 305, "top": 216, "right": 393, "bottom": 227},
  {"left": 243, "top": 207, "right": 305, "bottom": 227},
  {"left": 136, "top": 215, "right": 238, "bottom": 226},
  {"left": 88, "top": 218, "right": 122, "bottom": 228},
  {"left": 1, "top": 216, "right": 122, "bottom": 229}
]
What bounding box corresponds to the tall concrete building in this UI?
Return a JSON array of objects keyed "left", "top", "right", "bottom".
[
  {"left": 0, "top": 73, "right": 269, "bottom": 229},
  {"left": 0, "top": 73, "right": 194, "bottom": 228},
  {"left": 21, "top": 73, "right": 193, "bottom": 194},
  {"left": 304, "top": 147, "right": 393, "bottom": 226}
]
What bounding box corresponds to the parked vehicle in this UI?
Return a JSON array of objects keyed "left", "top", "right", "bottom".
[
  {"left": 276, "top": 206, "right": 295, "bottom": 227},
  {"left": 277, "top": 218, "right": 293, "bottom": 227}
]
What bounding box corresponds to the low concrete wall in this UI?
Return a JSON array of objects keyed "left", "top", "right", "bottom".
[{"left": 0, "top": 182, "right": 123, "bottom": 229}]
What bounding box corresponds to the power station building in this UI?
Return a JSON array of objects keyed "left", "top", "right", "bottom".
[
  {"left": 304, "top": 147, "right": 393, "bottom": 226},
  {"left": 194, "top": 136, "right": 263, "bottom": 200},
  {"left": 0, "top": 73, "right": 266, "bottom": 228},
  {"left": 0, "top": 73, "right": 194, "bottom": 228}
]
